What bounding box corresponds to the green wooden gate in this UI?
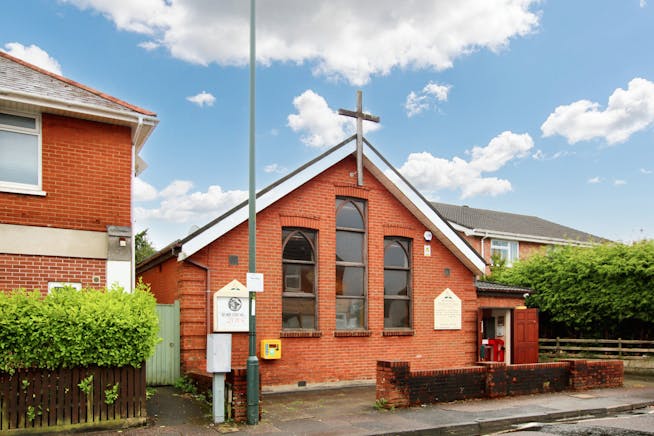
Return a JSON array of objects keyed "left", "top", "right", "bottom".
[{"left": 146, "top": 301, "right": 180, "bottom": 386}]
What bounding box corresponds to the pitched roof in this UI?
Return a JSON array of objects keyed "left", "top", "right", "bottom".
[
  {"left": 431, "top": 202, "right": 606, "bottom": 245},
  {"left": 138, "top": 136, "right": 487, "bottom": 276},
  {"left": 0, "top": 51, "right": 154, "bottom": 115},
  {"left": 0, "top": 51, "right": 157, "bottom": 159},
  {"left": 476, "top": 280, "right": 536, "bottom": 297}
]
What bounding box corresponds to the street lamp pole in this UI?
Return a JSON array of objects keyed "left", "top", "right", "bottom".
[{"left": 246, "top": 0, "right": 260, "bottom": 425}]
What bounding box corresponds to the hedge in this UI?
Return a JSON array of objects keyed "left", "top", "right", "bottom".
[
  {"left": 492, "top": 240, "right": 654, "bottom": 339},
  {"left": 0, "top": 281, "right": 159, "bottom": 374}
]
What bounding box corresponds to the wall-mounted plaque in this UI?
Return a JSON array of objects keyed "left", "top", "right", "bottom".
[
  {"left": 434, "top": 288, "right": 461, "bottom": 330},
  {"left": 213, "top": 279, "right": 249, "bottom": 332}
]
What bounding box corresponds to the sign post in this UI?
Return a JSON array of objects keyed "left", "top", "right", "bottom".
[{"left": 247, "top": 0, "right": 259, "bottom": 425}]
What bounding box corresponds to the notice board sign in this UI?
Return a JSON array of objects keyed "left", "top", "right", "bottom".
[
  {"left": 213, "top": 279, "right": 249, "bottom": 332},
  {"left": 434, "top": 288, "right": 461, "bottom": 330}
]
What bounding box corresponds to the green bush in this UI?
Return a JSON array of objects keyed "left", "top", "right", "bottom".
[{"left": 0, "top": 281, "right": 159, "bottom": 374}]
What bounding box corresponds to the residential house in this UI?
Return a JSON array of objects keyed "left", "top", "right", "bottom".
[
  {"left": 0, "top": 51, "right": 157, "bottom": 293},
  {"left": 138, "top": 137, "right": 538, "bottom": 389},
  {"left": 431, "top": 202, "right": 606, "bottom": 274}
]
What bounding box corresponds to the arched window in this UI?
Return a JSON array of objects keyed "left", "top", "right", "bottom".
[
  {"left": 282, "top": 228, "right": 317, "bottom": 329},
  {"left": 335, "top": 198, "right": 366, "bottom": 329},
  {"left": 384, "top": 237, "right": 411, "bottom": 329}
]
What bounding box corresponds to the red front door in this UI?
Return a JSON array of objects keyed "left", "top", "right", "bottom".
[{"left": 512, "top": 308, "right": 539, "bottom": 364}]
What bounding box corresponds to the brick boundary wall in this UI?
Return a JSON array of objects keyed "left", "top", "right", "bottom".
[{"left": 377, "top": 359, "right": 623, "bottom": 408}]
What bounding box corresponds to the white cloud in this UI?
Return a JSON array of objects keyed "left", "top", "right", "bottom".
[
  {"left": 2, "top": 42, "right": 63, "bottom": 75},
  {"left": 159, "top": 180, "right": 193, "bottom": 198},
  {"left": 588, "top": 176, "right": 602, "bottom": 184},
  {"left": 287, "top": 90, "right": 380, "bottom": 148},
  {"left": 133, "top": 177, "right": 158, "bottom": 201},
  {"left": 541, "top": 78, "right": 654, "bottom": 144},
  {"left": 641, "top": 0, "right": 647, "bottom": 8},
  {"left": 62, "top": 0, "right": 540, "bottom": 85},
  {"left": 135, "top": 179, "right": 247, "bottom": 224},
  {"left": 532, "top": 149, "right": 574, "bottom": 160},
  {"left": 264, "top": 163, "right": 288, "bottom": 174},
  {"left": 186, "top": 91, "right": 216, "bottom": 107},
  {"left": 641, "top": 168, "right": 652, "bottom": 174},
  {"left": 614, "top": 179, "right": 627, "bottom": 186},
  {"left": 396, "top": 131, "right": 534, "bottom": 198},
  {"left": 405, "top": 81, "right": 451, "bottom": 117},
  {"left": 138, "top": 41, "right": 160, "bottom": 51}
]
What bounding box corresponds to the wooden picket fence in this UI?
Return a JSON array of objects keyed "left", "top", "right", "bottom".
[{"left": 0, "top": 365, "right": 146, "bottom": 432}]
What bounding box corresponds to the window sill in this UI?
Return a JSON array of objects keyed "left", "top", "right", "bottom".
[
  {"left": 0, "top": 186, "right": 46, "bottom": 196},
  {"left": 280, "top": 330, "right": 322, "bottom": 338},
  {"left": 334, "top": 330, "right": 372, "bottom": 337},
  {"left": 382, "top": 329, "right": 415, "bottom": 337}
]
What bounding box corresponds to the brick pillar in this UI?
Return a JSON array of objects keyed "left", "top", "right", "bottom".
[
  {"left": 227, "top": 367, "right": 261, "bottom": 423},
  {"left": 563, "top": 359, "right": 589, "bottom": 390},
  {"left": 480, "top": 362, "right": 508, "bottom": 398},
  {"left": 376, "top": 361, "right": 410, "bottom": 408}
]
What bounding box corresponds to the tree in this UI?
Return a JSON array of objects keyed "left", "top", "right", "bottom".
[
  {"left": 135, "top": 229, "right": 157, "bottom": 264},
  {"left": 491, "top": 240, "right": 654, "bottom": 339}
]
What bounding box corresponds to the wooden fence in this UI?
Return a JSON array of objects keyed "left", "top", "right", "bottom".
[
  {"left": 540, "top": 338, "right": 654, "bottom": 358},
  {"left": 0, "top": 365, "right": 146, "bottom": 432}
]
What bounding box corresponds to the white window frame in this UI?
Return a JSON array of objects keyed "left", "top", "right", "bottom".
[
  {"left": 47, "top": 282, "right": 82, "bottom": 293},
  {"left": 490, "top": 239, "right": 519, "bottom": 266},
  {"left": 0, "top": 110, "right": 45, "bottom": 196}
]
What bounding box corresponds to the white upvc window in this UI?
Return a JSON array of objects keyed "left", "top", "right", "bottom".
[
  {"left": 0, "top": 110, "right": 44, "bottom": 195},
  {"left": 47, "top": 282, "right": 82, "bottom": 293},
  {"left": 490, "top": 239, "right": 519, "bottom": 266}
]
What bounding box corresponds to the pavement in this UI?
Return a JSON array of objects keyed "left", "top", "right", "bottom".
[{"left": 89, "top": 376, "right": 654, "bottom": 436}]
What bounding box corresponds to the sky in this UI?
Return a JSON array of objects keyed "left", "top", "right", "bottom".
[{"left": 2, "top": 0, "right": 653, "bottom": 249}]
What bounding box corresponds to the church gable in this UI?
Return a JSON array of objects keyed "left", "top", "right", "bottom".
[{"left": 175, "top": 138, "right": 485, "bottom": 276}]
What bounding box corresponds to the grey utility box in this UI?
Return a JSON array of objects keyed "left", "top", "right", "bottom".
[{"left": 207, "top": 333, "right": 231, "bottom": 373}]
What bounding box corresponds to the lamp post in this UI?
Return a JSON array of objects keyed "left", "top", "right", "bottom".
[{"left": 246, "top": 0, "right": 260, "bottom": 425}]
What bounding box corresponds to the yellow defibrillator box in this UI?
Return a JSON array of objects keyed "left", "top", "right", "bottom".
[{"left": 260, "top": 339, "right": 282, "bottom": 359}]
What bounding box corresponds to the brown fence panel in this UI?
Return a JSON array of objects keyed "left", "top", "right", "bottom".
[{"left": 0, "top": 365, "right": 146, "bottom": 431}]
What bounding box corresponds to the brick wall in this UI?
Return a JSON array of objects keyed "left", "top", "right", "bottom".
[
  {"left": 0, "top": 113, "right": 133, "bottom": 292},
  {"left": 483, "top": 361, "right": 570, "bottom": 398},
  {"left": 410, "top": 366, "right": 486, "bottom": 404},
  {"left": 564, "top": 359, "right": 624, "bottom": 390},
  {"left": 0, "top": 253, "right": 106, "bottom": 292},
  {"left": 0, "top": 113, "right": 132, "bottom": 231},
  {"left": 586, "top": 360, "right": 624, "bottom": 388},
  {"left": 143, "top": 156, "right": 492, "bottom": 386},
  {"left": 477, "top": 238, "right": 546, "bottom": 266},
  {"left": 139, "top": 258, "right": 181, "bottom": 304},
  {"left": 377, "top": 359, "right": 623, "bottom": 408}
]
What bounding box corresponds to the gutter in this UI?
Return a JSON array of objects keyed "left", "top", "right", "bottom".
[
  {"left": 451, "top": 222, "right": 597, "bottom": 247},
  {"left": 0, "top": 88, "right": 158, "bottom": 149}
]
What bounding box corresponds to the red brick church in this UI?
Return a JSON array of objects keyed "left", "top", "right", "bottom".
[{"left": 138, "top": 131, "right": 536, "bottom": 389}]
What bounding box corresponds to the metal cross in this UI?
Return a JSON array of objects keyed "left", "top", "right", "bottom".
[{"left": 338, "top": 90, "right": 380, "bottom": 186}]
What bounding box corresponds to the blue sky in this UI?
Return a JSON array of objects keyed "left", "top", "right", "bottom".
[{"left": 2, "top": 1, "right": 653, "bottom": 249}]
